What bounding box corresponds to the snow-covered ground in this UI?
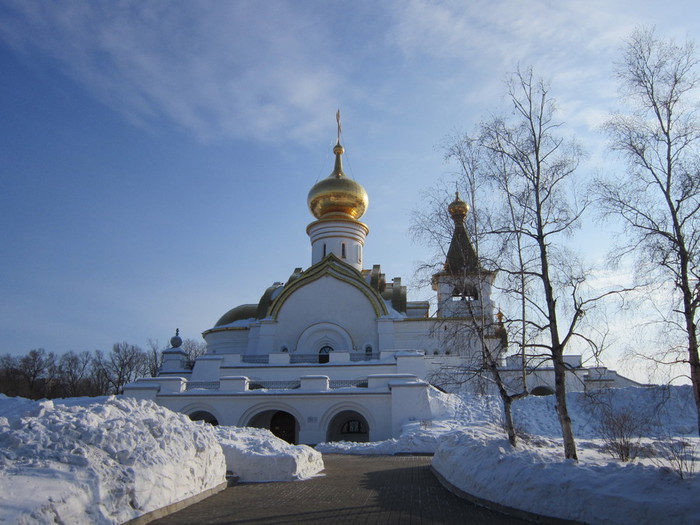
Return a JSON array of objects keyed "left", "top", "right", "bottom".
[
  {"left": 319, "top": 386, "right": 700, "bottom": 524},
  {"left": 1, "top": 387, "right": 698, "bottom": 524},
  {"left": 0, "top": 395, "right": 323, "bottom": 524}
]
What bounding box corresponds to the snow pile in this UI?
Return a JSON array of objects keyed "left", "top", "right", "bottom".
[
  {"left": 215, "top": 426, "right": 323, "bottom": 481},
  {"left": 432, "top": 425, "right": 700, "bottom": 524},
  {"left": 0, "top": 395, "right": 225, "bottom": 524}
]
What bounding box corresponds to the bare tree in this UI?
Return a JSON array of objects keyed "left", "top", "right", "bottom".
[
  {"left": 181, "top": 338, "right": 208, "bottom": 362},
  {"left": 93, "top": 342, "right": 148, "bottom": 394},
  {"left": 0, "top": 354, "right": 22, "bottom": 397},
  {"left": 476, "top": 68, "right": 595, "bottom": 460},
  {"left": 146, "top": 339, "right": 164, "bottom": 377},
  {"left": 444, "top": 136, "right": 529, "bottom": 447},
  {"left": 18, "top": 348, "right": 56, "bottom": 399},
  {"left": 89, "top": 351, "right": 112, "bottom": 396},
  {"left": 596, "top": 27, "right": 700, "bottom": 435},
  {"left": 414, "top": 69, "right": 626, "bottom": 458},
  {"left": 57, "top": 350, "right": 94, "bottom": 397}
]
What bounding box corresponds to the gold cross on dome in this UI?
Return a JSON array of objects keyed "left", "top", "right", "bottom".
[{"left": 336, "top": 109, "right": 342, "bottom": 142}]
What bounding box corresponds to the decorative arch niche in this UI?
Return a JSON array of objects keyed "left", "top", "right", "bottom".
[{"left": 296, "top": 322, "right": 354, "bottom": 354}]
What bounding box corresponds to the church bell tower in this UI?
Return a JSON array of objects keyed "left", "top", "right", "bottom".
[{"left": 432, "top": 192, "right": 495, "bottom": 319}]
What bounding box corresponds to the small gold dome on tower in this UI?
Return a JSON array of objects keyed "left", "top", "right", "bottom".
[
  {"left": 308, "top": 141, "right": 369, "bottom": 220},
  {"left": 448, "top": 191, "right": 469, "bottom": 219}
]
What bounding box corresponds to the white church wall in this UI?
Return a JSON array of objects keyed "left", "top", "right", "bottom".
[
  {"left": 156, "top": 391, "right": 395, "bottom": 444},
  {"left": 256, "top": 319, "right": 277, "bottom": 354},
  {"left": 247, "top": 323, "right": 261, "bottom": 354},
  {"left": 189, "top": 356, "right": 224, "bottom": 381},
  {"left": 392, "top": 319, "right": 435, "bottom": 352},
  {"left": 274, "top": 276, "right": 378, "bottom": 354},
  {"left": 219, "top": 362, "right": 398, "bottom": 382},
  {"left": 390, "top": 381, "right": 432, "bottom": 436},
  {"left": 395, "top": 353, "right": 427, "bottom": 378},
  {"left": 376, "top": 318, "right": 396, "bottom": 350},
  {"left": 204, "top": 328, "right": 249, "bottom": 354}
]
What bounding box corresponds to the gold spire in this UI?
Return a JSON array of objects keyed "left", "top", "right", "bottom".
[
  {"left": 444, "top": 191, "right": 479, "bottom": 274},
  {"left": 331, "top": 138, "right": 345, "bottom": 178},
  {"left": 331, "top": 109, "right": 345, "bottom": 175},
  {"left": 307, "top": 114, "right": 368, "bottom": 220}
]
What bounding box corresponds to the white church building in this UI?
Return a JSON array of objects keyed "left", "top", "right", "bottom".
[{"left": 125, "top": 132, "right": 639, "bottom": 445}]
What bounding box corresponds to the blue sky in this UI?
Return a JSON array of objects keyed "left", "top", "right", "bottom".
[{"left": 0, "top": 1, "right": 697, "bottom": 377}]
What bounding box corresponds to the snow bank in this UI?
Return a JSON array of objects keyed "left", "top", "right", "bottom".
[
  {"left": 216, "top": 426, "right": 323, "bottom": 481},
  {"left": 317, "top": 386, "right": 700, "bottom": 524},
  {"left": 512, "top": 385, "right": 698, "bottom": 438},
  {"left": 432, "top": 425, "right": 700, "bottom": 524},
  {"left": 0, "top": 395, "right": 225, "bottom": 524}
]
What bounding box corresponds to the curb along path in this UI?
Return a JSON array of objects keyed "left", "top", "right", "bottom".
[{"left": 150, "top": 455, "right": 527, "bottom": 524}]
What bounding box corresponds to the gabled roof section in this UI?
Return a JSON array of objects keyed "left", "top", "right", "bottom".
[
  {"left": 444, "top": 219, "right": 480, "bottom": 275},
  {"left": 442, "top": 192, "right": 480, "bottom": 276},
  {"left": 268, "top": 254, "right": 389, "bottom": 319}
]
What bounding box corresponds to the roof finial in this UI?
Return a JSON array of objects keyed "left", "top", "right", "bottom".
[
  {"left": 336, "top": 108, "right": 342, "bottom": 144},
  {"left": 170, "top": 328, "right": 183, "bottom": 348},
  {"left": 332, "top": 110, "right": 345, "bottom": 173},
  {"left": 447, "top": 190, "right": 469, "bottom": 221}
]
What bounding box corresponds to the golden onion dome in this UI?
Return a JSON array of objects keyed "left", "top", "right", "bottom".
[
  {"left": 448, "top": 191, "right": 469, "bottom": 219},
  {"left": 307, "top": 141, "right": 369, "bottom": 220}
]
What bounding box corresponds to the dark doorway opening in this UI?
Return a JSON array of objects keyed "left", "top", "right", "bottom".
[
  {"left": 271, "top": 411, "right": 296, "bottom": 444},
  {"left": 189, "top": 410, "right": 219, "bottom": 426},
  {"left": 248, "top": 409, "right": 299, "bottom": 444},
  {"left": 531, "top": 386, "right": 554, "bottom": 396}
]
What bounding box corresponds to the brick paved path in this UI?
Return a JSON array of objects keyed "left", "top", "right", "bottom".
[{"left": 152, "top": 454, "right": 527, "bottom": 524}]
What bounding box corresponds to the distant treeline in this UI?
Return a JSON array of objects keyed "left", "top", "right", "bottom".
[{"left": 0, "top": 339, "right": 206, "bottom": 400}]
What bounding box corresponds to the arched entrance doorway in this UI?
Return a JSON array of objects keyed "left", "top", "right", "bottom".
[
  {"left": 327, "top": 410, "right": 370, "bottom": 442},
  {"left": 188, "top": 410, "right": 219, "bottom": 426},
  {"left": 248, "top": 410, "right": 299, "bottom": 444}
]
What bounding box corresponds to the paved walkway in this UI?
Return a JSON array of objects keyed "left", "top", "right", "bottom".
[{"left": 151, "top": 455, "right": 527, "bottom": 524}]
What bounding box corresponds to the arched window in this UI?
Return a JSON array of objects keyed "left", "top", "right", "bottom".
[
  {"left": 327, "top": 410, "right": 370, "bottom": 442},
  {"left": 319, "top": 345, "right": 333, "bottom": 364},
  {"left": 341, "top": 419, "right": 366, "bottom": 434},
  {"left": 323, "top": 243, "right": 327, "bottom": 257},
  {"left": 341, "top": 243, "right": 346, "bottom": 258}
]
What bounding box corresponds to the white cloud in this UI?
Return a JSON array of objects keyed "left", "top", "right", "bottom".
[
  {"left": 384, "top": 0, "right": 698, "bottom": 139},
  {"left": 0, "top": 1, "right": 345, "bottom": 143}
]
